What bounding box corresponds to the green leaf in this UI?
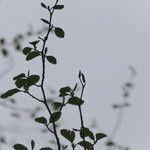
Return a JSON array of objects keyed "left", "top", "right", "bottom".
[
  {"left": 46, "top": 56, "right": 57, "bottom": 64},
  {"left": 40, "top": 148, "right": 53, "bottom": 150},
  {"left": 68, "top": 97, "right": 84, "bottom": 105},
  {"left": 53, "top": 102, "right": 63, "bottom": 110},
  {"left": 31, "top": 140, "right": 35, "bottom": 150},
  {"left": 41, "top": 19, "right": 49, "bottom": 24},
  {"left": 13, "top": 144, "right": 28, "bottom": 150},
  {"left": 60, "top": 129, "right": 75, "bottom": 143},
  {"left": 54, "top": 27, "right": 65, "bottom": 38},
  {"left": 80, "top": 127, "right": 94, "bottom": 140},
  {"left": 35, "top": 117, "right": 47, "bottom": 124},
  {"left": 27, "top": 75, "right": 40, "bottom": 87},
  {"left": 41, "top": 2, "right": 47, "bottom": 9},
  {"left": 29, "top": 40, "right": 40, "bottom": 47},
  {"left": 53, "top": 5, "right": 64, "bottom": 10},
  {"left": 59, "top": 86, "right": 71, "bottom": 97},
  {"left": 13, "top": 73, "right": 26, "bottom": 80},
  {"left": 22, "top": 47, "right": 32, "bottom": 55},
  {"left": 59, "top": 86, "right": 71, "bottom": 93},
  {"left": 96, "top": 133, "right": 107, "bottom": 141},
  {"left": 49, "top": 111, "right": 61, "bottom": 123},
  {"left": 15, "top": 78, "right": 27, "bottom": 88},
  {"left": 1, "top": 88, "right": 20, "bottom": 99},
  {"left": 26, "top": 51, "right": 40, "bottom": 61},
  {"left": 78, "top": 141, "right": 93, "bottom": 150}
]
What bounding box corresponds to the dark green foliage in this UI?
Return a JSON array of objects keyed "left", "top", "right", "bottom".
[
  {"left": 54, "top": 27, "right": 65, "bottom": 38},
  {"left": 13, "top": 73, "right": 26, "bottom": 80},
  {"left": 53, "top": 5, "right": 64, "bottom": 10},
  {"left": 15, "top": 78, "right": 27, "bottom": 88},
  {"left": 29, "top": 40, "right": 40, "bottom": 47},
  {"left": 40, "top": 148, "right": 53, "bottom": 150},
  {"left": 96, "top": 133, "right": 107, "bottom": 141},
  {"left": 13, "top": 144, "right": 28, "bottom": 150},
  {"left": 23, "top": 47, "right": 32, "bottom": 55},
  {"left": 35, "top": 117, "right": 47, "bottom": 124},
  {"left": 41, "top": 2, "right": 47, "bottom": 9},
  {"left": 46, "top": 56, "right": 57, "bottom": 64},
  {"left": 26, "top": 51, "right": 40, "bottom": 61},
  {"left": 1, "top": 88, "right": 20, "bottom": 99},
  {"left": 26, "top": 75, "right": 40, "bottom": 87},
  {"left": 80, "top": 127, "right": 94, "bottom": 140},
  {"left": 53, "top": 102, "right": 63, "bottom": 110},
  {"left": 31, "top": 140, "right": 35, "bottom": 150},
  {"left": 78, "top": 141, "right": 93, "bottom": 150},
  {"left": 49, "top": 111, "right": 61, "bottom": 123},
  {"left": 60, "top": 129, "right": 75, "bottom": 143},
  {"left": 41, "top": 19, "right": 50, "bottom": 24},
  {"left": 68, "top": 96, "right": 84, "bottom": 105},
  {"left": 59, "top": 86, "right": 71, "bottom": 97}
]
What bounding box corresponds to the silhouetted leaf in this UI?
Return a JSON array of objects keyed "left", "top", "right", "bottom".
[
  {"left": 53, "top": 102, "right": 63, "bottom": 109},
  {"left": 1, "top": 48, "right": 8, "bottom": 57},
  {"left": 13, "top": 73, "right": 26, "bottom": 80},
  {"left": 81, "top": 73, "right": 86, "bottom": 83},
  {"left": 96, "top": 133, "right": 107, "bottom": 141},
  {"left": 59, "top": 86, "right": 71, "bottom": 93},
  {"left": 41, "top": 2, "right": 47, "bottom": 9},
  {"left": 23, "top": 47, "right": 32, "bottom": 55},
  {"left": 68, "top": 97, "right": 84, "bottom": 105},
  {"left": 26, "top": 51, "right": 40, "bottom": 61},
  {"left": 60, "top": 129, "right": 75, "bottom": 143},
  {"left": 35, "top": 117, "right": 47, "bottom": 124},
  {"left": 80, "top": 127, "right": 94, "bottom": 140},
  {"left": 29, "top": 40, "right": 40, "bottom": 47},
  {"left": 27, "top": 75, "right": 40, "bottom": 87},
  {"left": 53, "top": 5, "right": 64, "bottom": 10},
  {"left": 1, "top": 89, "right": 20, "bottom": 99},
  {"left": 13, "top": 144, "right": 28, "bottom": 150},
  {"left": 31, "top": 140, "right": 35, "bottom": 150},
  {"left": 41, "top": 19, "right": 49, "bottom": 24},
  {"left": 54, "top": 27, "right": 65, "bottom": 38},
  {"left": 78, "top": 141, "right": 93, "bottom": 149},
  {"left": 40, "top": 148, "right": 53, "bottom": 150},
  {"left": 46, "top": 56, "right": 57, "bottom": 64},
  {"left": 15, "top": 78, "right": 27, "bottom": 88},
  {"left": 50, "top": 111, "right": 61, "bottom": 123}
]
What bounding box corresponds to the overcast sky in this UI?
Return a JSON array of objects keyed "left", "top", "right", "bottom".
[{"left": 0, "top": 0, "right": 150, "bottom": 149}]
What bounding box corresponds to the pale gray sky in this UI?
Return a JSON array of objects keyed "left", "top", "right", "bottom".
[{"left": 0, "top": 0, "right": 150, "bottom": 149}]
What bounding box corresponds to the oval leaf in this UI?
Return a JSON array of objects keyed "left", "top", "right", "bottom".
[
  {"left": 41, "top": 2, "right": 47, "bottom": 9},
  {"left": 15, "top": 78, "right": 27, "bottom": 88},
  {"left": 27, "top": 75, "right": 40, "bottom": 87},
  {"left": 53, "top": 5, "right": 64, "bottom": 10},
  {"left": 26, "top": 51, "right": 40, "bottom": 61},
  {"left": 50, "top": 111, "right": 61, "bottom": 123},
  {"left": 22, "top": 47, "right": 32, "bottom": 55},
  {"left": 78, "top": 141, "right": 93, "bottom": 149},
  {"left": 13, "top": 144, "right": 28, "bottom": 150},
  {"left": 1, "top": 88, "right": 20, "bottom": 99},
  {"left": 31, "top": 140, "right": 35, "bottom": 150},
  {"left": 68, "top": 97, "right": 84, "bottom": 105},
  {"left": 40, "top": 148, "right": 53, "bottom": 150},
  {"left": 13, "top": 73, "right": 26, "bottom": 81},
  {"left": 41, "top": 19, "right": 49, "bottom": 24},
  {"left": 46, "top": 56, "right": 57, "bottom": 64},
  {"left": 54, "top": 27, "right": 65, "bottom": 38},
  {"left": 35, "top": 117, "right": 47, "bottom": 124},
  {"left": 60, "top": 129, "right": 75, "bottom": 143}
]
